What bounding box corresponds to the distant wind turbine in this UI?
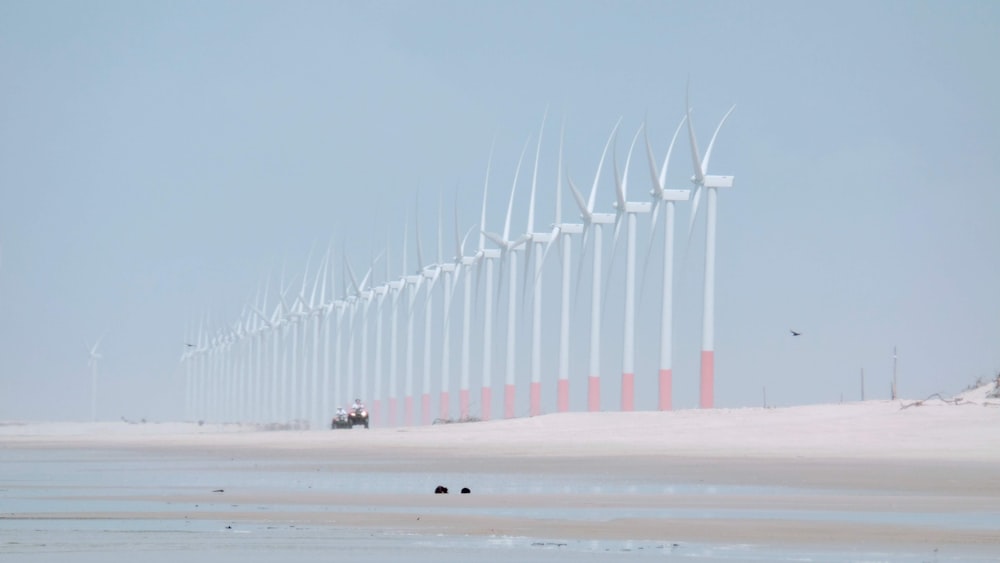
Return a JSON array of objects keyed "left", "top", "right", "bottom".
[
  {"left": 685, "top": 92, "right": 736, "bottom": 409},
  {"left": 568, "top": 120, "right": 620, "bottom": 411},
  {"left": 640, "top": 114, "right": 689, "bottom": 410},
  {"left": 89, "top": 333, "right": 106, "bottom": 422}
]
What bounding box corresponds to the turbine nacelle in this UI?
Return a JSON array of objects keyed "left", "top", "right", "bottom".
[
  {"left": 591, "top": 212, "right": 615, "bottom": 225},
  {"left": 694, "top": 174, "right": 735, "bottom": 189},
  {"left": 660, "top": 189, "right": 691, "bottom": 202},
  {"left": 557, "top": 223, "right": 584, "bottom": 235}
]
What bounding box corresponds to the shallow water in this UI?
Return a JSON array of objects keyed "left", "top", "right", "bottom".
[{"left": 1, "top": 448, "right": 998, "bottom": 562}]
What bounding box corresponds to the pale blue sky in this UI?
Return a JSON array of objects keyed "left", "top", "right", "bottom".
[{"left": 1, "top": 0, "right": 998, "bottom": 420}]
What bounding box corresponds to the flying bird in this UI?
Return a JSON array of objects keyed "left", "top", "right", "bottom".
[
  {"left": 790, "top": 330, "right": 801, "bottom": 336},
  {"left": 185, "top": 343, "right": 196, "bottom": 347}
]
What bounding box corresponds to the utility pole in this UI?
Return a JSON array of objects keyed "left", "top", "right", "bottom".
[
  {"left": 860, "top": 367, "right": 865, "bottom": 401},
  {"left": 892, "top": 346, "right": 898, "bottom": 400}
]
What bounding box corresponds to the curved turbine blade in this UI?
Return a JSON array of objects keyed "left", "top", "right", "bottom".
[
  {"left": 686, "top": 85, "right": 704, "bottom": 186},
  {"left": 638, "top": 200, "right": 661, "bottom": 305},
  {"left": 702, "top": 105, "right": 736, "bottom": 175},
  {"left": 661, "top": 114, "right": 687, "bottom": 189},
  {"left": 453, "top": 191, "right": 462, "bottom": 260},
  {"left": 479, "top": 137, "right": 496, "bottom": 252},
  {"left": 588, "top": 118, "right": 622, "bottom": 213},
  {"left": 567, "top": 176, "right": 591, "bottom": 222},
  {"left": 528, "top": 108, "right": 547, "bottom": 234},
  {"left": 503, "top": 138, "right": 532, "bottom": 242},
  {"left": 533, "top": 225, "right": 560, "bottom": 288},
  {"left": 621, "top": 123, "right": 643, "bottom": 203}
]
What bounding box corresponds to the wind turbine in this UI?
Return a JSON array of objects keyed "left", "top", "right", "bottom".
[
  {"left": 386, "top": 230, "right": 405, "bottom": 426},
  {"left": 641, "top": 114, "right": 688, "bottom": 410},
  {"left": 438, "top": 196, "right": 459, "bottom": 422},
  {"left": 88, "top": 333, "right": 106, "bottom": 422},
  {"left": 484, "top": 139, "right": 531, "bottom": 419},
  {"left": 455, "top": 198, "right": 477, "bottom": 421},
  {"left": 402, "top": 209, "right": 426, "bottom": 425},
  {"left": 567, "top": 119, "right": 620, "bottom": 411},
  {"left": 372, "top": 254, "right": 388, "bottom": 425},
  {"left": 476, "top": 146, "right": 501, "bottom": 421},
  {"left": 610, "top": 124, "right": 651, "bottom": 411},
  {"left": 537, "top": 122, "right": 578, "bottom": 412},
  {"left": 685, "top": 97, "right": 736, "bottom": 409},
  {"left": 523, "top": 112, "right": 552, "bottom": 417},
  {"left": 346, "top": 255, "right": 377, "bottom": 417}
]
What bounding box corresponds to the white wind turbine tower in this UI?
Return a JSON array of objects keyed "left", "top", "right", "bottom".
[
  {"left": 306, "top": 251, "right": 329, "bottom": 428},
  {"left": 484, "top": 140, "right": 531, "bottom": 419},
  {"left": 342, "top": 260, "right": 358, "bottom": 418},
  {"left": 417, "top": 207, "right": 441, "bottom": 426},
  {"left": 454, "top": 200, "right": 477, "bottom": 421},
  {"left": 475, "top": 147, "right": 501, "bottom": 421},
  {"left": 386, "top": 233, "right": 405, "bottom": 426},
  {"left": 640, "top": 115, "right": 688, "bottom": 410},
  {"left": 372, "top": 255, "right": 389, "bottom": 425},
  {"left": 523, "top": 113, "right": 553, "bottom": 417},
  {"left": 567, "top": 120, "right": 620, "bottom": 411},
  {"left": 685, "top": 98, "right": 735, "bottom": 409},
  {"left": 537, "top": 124, "right": 580, "bottom": 412},
  {"left": 88, "top": 333, "right": 106, "bottom": 422},
  {"left": 401, "top": 211, "right": 426, "bottom": 425},
  {"left": 318, "top": 245, "right": 334, "bottom": 427},
  {"left": 610, "top": 125, "right": 652, "bottom": 411},
  {"left": 346, "top": 256, "right": 377, "bottom": 415},
  {"left": 437, "top": 197, "right": 459, "bottom": 422}
]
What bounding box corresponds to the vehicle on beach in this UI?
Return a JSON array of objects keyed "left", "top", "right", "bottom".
[
  {"left": 331, "top": 406, "right": 369, "bottom": 429},
  {"left": 348, "top": 406, "right": 369, "bottom": 429},
  {"left": 330, "top": 411, "right": 351, "bottom": 429}
]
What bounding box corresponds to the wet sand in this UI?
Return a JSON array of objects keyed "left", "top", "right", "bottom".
[{"left": 3, "top": 396, "right": 1000, "bottom": 559}]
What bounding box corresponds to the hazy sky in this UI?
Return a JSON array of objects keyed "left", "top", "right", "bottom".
[{"left": 2, "top": 0, "right": 998, "bottom": 421}]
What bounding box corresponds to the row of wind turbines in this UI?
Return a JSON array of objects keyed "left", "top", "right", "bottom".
[{"left": 180, "top": 98, "right": 735, "bottom": 429}]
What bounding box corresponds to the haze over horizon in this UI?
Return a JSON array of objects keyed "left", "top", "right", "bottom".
[{"left": 2, "top": 1, "right": 998, "bottom": 422}]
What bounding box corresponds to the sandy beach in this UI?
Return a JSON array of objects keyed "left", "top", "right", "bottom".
[{"left": 3, "top": 384, "right": 1000, "bottom": 561}]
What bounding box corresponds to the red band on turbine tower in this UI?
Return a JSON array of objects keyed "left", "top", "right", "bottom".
[
  {"left": 460, "top": 389, "right": 469, "bottom": 420},
  {"left": 439, "top": 391, "right": 449, "bottom": 421},
  {"left": 557, "top": 379, "right": 569, "bottom": 412},
  {"left": 530, "top": 382, "right": 541, "bottom": 416},
  {"left": 658, "top": 369, "right": 672, "bottom": 411},
  {"left": 421, "top": 393, "right": 431, "bottom": 425},
  {"left": 481, "top": 387, "right": 492, "bottom": 421},
  {"left": 588, "top": 376, "right": 600, "bottom": 412},
  {"left": 700, "top": 351, "right": 714, "bottom": 409},
  {"left": 621, "top": 373, "right": 634, "bottom": 411},
  {"left": 504, "top": 384, "right": 515, "bottom": 418},
  {"left": 404, "top": 396, "right": 413, "bottom": 426},
  {"left": 388, "top": 398, "right": 397, "bottom": 426}
]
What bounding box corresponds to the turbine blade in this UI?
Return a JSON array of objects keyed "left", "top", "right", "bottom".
[
  {"left": 622, "top": 123, "right": 643, "bottom": 203},
  {"left": 483, "top": 231, "right": 505, "bottom": 247},
  {"left": 567, "top": 176, "right": 591, "bottom": 220},
  {"left": 644, "top": 126, "right": 663, "bottom": 198},
  {"left": 528, "top": 107, "right": 547, "bottom": 233},
  {"left": 638, "top": 200, "right": 661, "bottom": 306},
  {"left": 555, "top": 118, "right": 565, "bottom": 225},
  {"left": 453, "top": 191, "right": 462, "bottom": 260},
  {"left": 661, "top": 114, "right": 688, "bottom": 189},
  {"left": 534, "top": 226, "right": 560, "bottom": 287},
  {"left": 687, "top": 185, "right": 703, "bottom": 246},
  {"left": 504, "top": 138, "right": 532, "bottom": 242},
  {"left": 588, "top": 117, "right": 622, "bottom": 213},
  {"left": 479, "top": 137, "right": 496, "bottom": 252},
  {"left": 612, "top": 135, "right": 627, "bottom": 211},
  {"left": 686, "top": 90, "right": 704, "bottom": 185},
  {"left": 702, "top": 105, "right": 736, "bottom": 174}
]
